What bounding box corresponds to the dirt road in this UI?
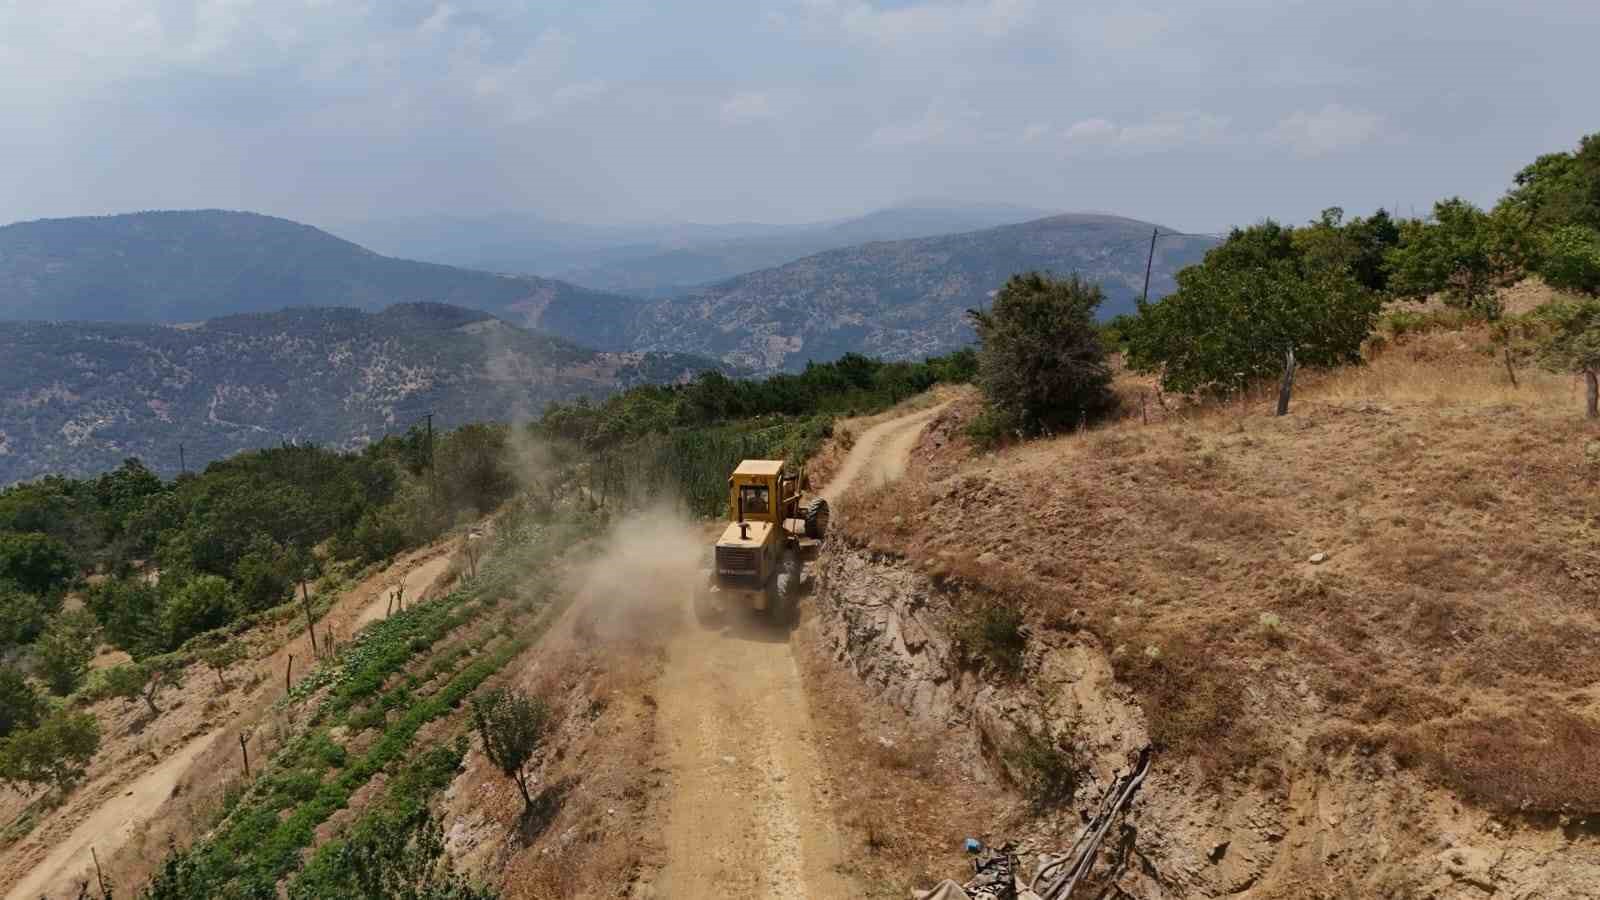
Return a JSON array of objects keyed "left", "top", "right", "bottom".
[
  {"left": 652, "top": 404, "right": 943, "bottom": 899},
  {"left": 4, "top": 732, "right": 217, "bottom": 900}
]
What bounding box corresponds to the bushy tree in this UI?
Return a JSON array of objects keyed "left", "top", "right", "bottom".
[
  {"left": 87, "top": 577, "right": 164, "bottom": 659},
  {"left": 471, "top": 688, "right": 550, "bottom": 808},
  {"left": 233, "top": 534, "right": 293, "bottom": 613},
  {"left": 0, "top": 531, "right": 75, "bottom": 595},
  {"left": 966, "top": 272, "right": 1117, "bottom": 436},
  {"left": 1124, "top": 263, "right": 1378, "bottom": 396},
  {"left": 160, "top": 574, "right": 235, "bottom": 649},
  {"left": 1533, "top": 298, "right": 1600, "bottom": 418},
  {"left": 33, "top": 609, "right": 98, "bottom": 696},
  {"left": 200, "top": 641, "right": 246, "bottom": 690},
  {"left": 0, "top": 580, "right": 59, "bottom": 646},
  {"left": 105, "top": 657, "right": 185, "bottom": 716},
  {"left": 1500, "top": 133, "right": 1600, "bottom": 233},
  {"left": 434, "top": 425, "right": 516, "bottom": 518},
  {"left": 0, "top": 710, "right": 99, "bottom": 794},
  {"left": 1386, "top": 198, "right": 1521, "bottom": 316},
  {"left": 1538, "top": 225, "right": 1600, "bottom": 296},
  {"left": 0, "top": 666, "right": 44, "bottom": 739}
]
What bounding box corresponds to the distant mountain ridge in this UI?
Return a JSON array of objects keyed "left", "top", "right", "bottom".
[
  {"left": 1, "top": 208, "right": 1216, "bottom": 379},
  {"left": 0, "top": 303, "right": 716, "bottom": 484},
  {"left": 517, "top": 213, "right": 1218, "bottom": 371},
  {"left": 0, "top": 209, "right": 638, "bottom": 325},
  {"left": 332, "top": 204, "right": 1058, "bottom": 296}
]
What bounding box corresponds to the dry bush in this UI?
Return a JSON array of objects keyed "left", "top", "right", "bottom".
[
  {"left": 1110, "top": 632, "right": 1266, "bottom": 778},
  {"left": 1397, "top": 712, "right": 1600, "bottom": 815}
]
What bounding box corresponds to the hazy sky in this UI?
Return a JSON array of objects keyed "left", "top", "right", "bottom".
[{"left": 2, "top": 0, "right": 1595, "bottom": 233}]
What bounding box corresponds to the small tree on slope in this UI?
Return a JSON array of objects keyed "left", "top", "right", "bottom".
[
  {"left": 471, "top": 687, "right": 550, "bottom": 809},
  {"left": 1535, "top": 298, "right": 1600, "bottom": 418}
]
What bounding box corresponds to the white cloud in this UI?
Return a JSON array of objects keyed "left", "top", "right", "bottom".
[
  {"left": 1061, "top": 112, "right": 1229, "bottom": 150},
  {"left": 1063, "top": 117, "right": 1116, "bottom": 142},
  {"left": 1268, "top": 104, "right": 1382, "bottom": 156},
  {"left": 867, "top": 101, "right": 973, "bottom": 148},
  {"left": 720, "top": 91, "right": 776, "bottom": 124},
  {"left": 1020, "top": 122, "right": 1050, "bottom": 142},
  {"left": 783, "top": 0, "right": 1037, "bottom": 51}
]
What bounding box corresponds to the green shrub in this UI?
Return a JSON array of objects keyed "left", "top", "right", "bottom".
[
  {"left": 0, "top": 581, "right": 59, "bottom": 647},
  {"left": 33, "top": 609, "right": 97, "bottom": 696},
  {"left": 0, "top": 710, "right": 99, "bottom": 794},
  {"left": 968, "top": 272, "right": 1117, "bottom": 437},
  {"left": 0, "top": 666, "right": 44, "bottom": 739},
  {"left": 1006, "top": 723, "right": 1086, "bottom": 811},
  {"left": 0, "top": 531, "right": 75, "bottom": 595},
  {"left": 956, "top": 602, "right": 1027, "bottom": 676},
  {"left": 1538, "top": 225, "right": 1600, "bottom": 296}
]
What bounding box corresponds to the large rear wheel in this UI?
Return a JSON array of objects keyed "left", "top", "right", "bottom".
[{"left": 803, "top": 498, "right": 831, "bottom": 540}]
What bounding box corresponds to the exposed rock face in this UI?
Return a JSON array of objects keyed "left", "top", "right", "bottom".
[{"left": 809, "top": 543, "right": 1600, "bottom": 899}]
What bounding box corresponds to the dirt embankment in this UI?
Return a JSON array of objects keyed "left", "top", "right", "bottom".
[
  {"left": 0, "top": 538, "right": 469, "bottom": 900},
  {"left": 793, "top": 336, "right": 1600, "bottom": 897}
]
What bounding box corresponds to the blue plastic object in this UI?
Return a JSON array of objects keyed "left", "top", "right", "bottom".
[{"left": 964, "top": 838, "right": 982, "bottom": 854}]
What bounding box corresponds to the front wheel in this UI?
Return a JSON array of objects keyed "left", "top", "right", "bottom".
[
  {"left": 767, "top": 551, "right": 799, "bottom": 627},
  {"left": 803, "top": 498, "right": 830, "bottom": 540}
]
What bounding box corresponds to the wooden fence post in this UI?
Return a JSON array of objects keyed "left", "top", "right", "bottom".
[{"left": 1276, "top": 347, "right": 1298, "bottom": 417}]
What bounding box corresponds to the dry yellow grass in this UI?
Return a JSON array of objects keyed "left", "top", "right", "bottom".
[{"left": 838, "top": 328, "right": 1600, "bottom": 814}]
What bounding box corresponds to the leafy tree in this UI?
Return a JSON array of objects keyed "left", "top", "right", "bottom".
[
  {"left": 0, "top": 666, "right": 44, "bottom": 739},
  {"left": 966, "top": 272, "right": 1117, "bottom": 436},
  {"left": 1533, "top": 298, "right": 1600, "bottom": 418},
  {"left": 104, "top": 657, "right": 185, "bottom": 716},
  {"left": 1500, "top": 133, "right": 1600, "bottom": 233},
  {"left": 470, "top": 688, "right": 550, "bottom": 809},
  {"left": 1295, "top": 207, "right": 1401, "bottom": 292},
  {"left": 1205, "top": 220, "right": 1301, "bottom": 273},
  {"left": 87, "top": 577, "right": 165, "bottom": 659},
  {"left": 1537, "top": 225, "right": 1600, "bottom": 296},
  {"left": 233, "top": 534, "right": 293, "bottom": 613},
  {"left": 1124, "top": 263, "right": 1379, "bottom": 396},
  {"left": 0, "top": 710, "right": 99, "bottom": 794},
  {"left": 1386, "top": 198, "right": 1521, "bottom": 316},
  {"left": 0, "top": 580, "right": 60, "bottom": 646},
  {"left": 160, "top": 574, "right": 235, "bottom": 649},
  {"left": 0, "top": 531, "right": 75, "bottom": 595},
  {"left": 434, "top": 425, "right": 516, "bottom": 518},
  {"left": 33, "top": 609, "right": 98, "bottom": 696}
]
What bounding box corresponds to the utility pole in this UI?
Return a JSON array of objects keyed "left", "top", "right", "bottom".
[
  {"left": 424, "top": 412, "right": 436, "bottom": 506},
  {"left": 179, "top": 443, "right": 187, "bottom": 475},
  {"left": 1141, "top": 226, "right": 1159, "bottom": 305}
]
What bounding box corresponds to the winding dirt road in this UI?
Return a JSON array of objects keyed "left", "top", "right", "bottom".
[{"left": 652, "top": 404, "right": 944, "bottom": 899}]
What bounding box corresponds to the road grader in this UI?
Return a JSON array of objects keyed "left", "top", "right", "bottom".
[{"left": 695, "top": 459, "right": 829, "bottom": 625}]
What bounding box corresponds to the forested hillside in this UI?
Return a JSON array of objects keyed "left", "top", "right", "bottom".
[
  {"left": 0, "top": 304, "right": 714, "bottom": 484},
  {"left": 621, "top": 214, "right": 1215, "bottom": 371}
]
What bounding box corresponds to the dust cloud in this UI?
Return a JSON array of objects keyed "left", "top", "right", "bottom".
[{"left": 568, "top": 503, "right": 709, "bottom": 642}]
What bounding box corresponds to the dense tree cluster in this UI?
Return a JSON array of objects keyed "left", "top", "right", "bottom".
[
  {"left": 537, "top": 349, "right": 974, "bottom": 451},
  {"left": 1110, "top": 131, "right": 1600, "bottom": 416}
]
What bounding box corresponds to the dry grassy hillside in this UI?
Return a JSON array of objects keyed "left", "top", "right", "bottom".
[{"left": 810, "top": 322, "right": 1599, "bottom": 897}]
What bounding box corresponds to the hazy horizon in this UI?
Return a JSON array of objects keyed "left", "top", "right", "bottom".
[{"left": 3, "top": 1, "right": 1596, "bottom": 236}]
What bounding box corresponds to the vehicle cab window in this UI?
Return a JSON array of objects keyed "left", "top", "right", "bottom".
[{"left": 739, "top": 484, "right": 770, "bottom": 515}]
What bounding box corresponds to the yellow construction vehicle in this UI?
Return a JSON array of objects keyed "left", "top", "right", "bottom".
[{"left": 695, "top": 459, "right": 829, "bottom": 625}]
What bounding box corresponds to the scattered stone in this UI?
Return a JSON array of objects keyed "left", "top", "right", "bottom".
[
  {"left": 720, "top": 755, "right": 737, "bottom": 765},
  {"left": 1309, "top": 552, "right": 1328, "bottom": 564}
]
